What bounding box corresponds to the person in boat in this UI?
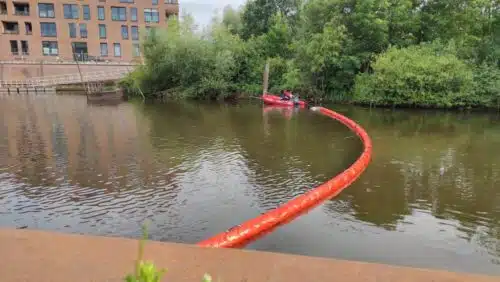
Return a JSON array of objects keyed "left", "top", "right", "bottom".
[
  {"left": 279, "top": 90, "right": 287, "bottom": 100},
  {"left": 280, "top": 90, "right": 293, "bottom": 101}
]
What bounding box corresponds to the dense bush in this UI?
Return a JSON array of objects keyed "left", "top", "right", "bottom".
[
  {"left": 122, "top": 0, "right": 500, "bottom": 108},
  {"left": 470, "top": 64, "right": 500, "bottom": 109},
  {"left": 353, "top": 43, "right": 474, "bottom": 108}
]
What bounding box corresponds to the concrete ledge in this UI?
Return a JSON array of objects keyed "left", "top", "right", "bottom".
[{"left": 0, "top": 229, "right": 498, "bottom": 282}]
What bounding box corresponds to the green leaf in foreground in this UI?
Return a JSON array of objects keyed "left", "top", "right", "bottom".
[{"left": 124, "top": 223, "right": 213, "bottom": 282}]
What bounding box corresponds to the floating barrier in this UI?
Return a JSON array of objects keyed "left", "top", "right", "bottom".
[{"left": 198, "top": 106, "right": 372, "bottom": 248}]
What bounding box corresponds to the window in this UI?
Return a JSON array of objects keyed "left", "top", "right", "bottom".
[
  {"left": 24, "top": 22, "right": 32, "bottom": 35},
  {"left": 111, "top": 7, "right": 126, "bottom": 21},
  {"left": 121, "top": 25, "right": 128, "bottom": 39},
  {"left": 21, "top": 40, "right": 29, "bottom": 55},
  {"left": 42, "top": 41, "right": 58, "bottom": 56},
  {"left": 164, "top": 0, "right": 178, "bottom": 3},
  {"left": 63, "top": 4, "right": 79, "bottom": 19},
  {"left": 100, "top": 43, "right": 108, "bottom": 56},
  {"left": 79, "top": 23, "right": 87, "bottom": 38},
  {"left": 120, "top": 0, "right": 134, "bottom": 3},
  {"left": 152, "top": 0, "right": 158, "bottom": 4},
  {"left": 2, "top": 21, "right": 19, "bottom": 34},
  {"left": 13, "top": 2, "right": 30, "bottom": 16},
  {"left": 83, "top": 5, "right": 90, "bottom": 20},
  {"left": 131, "top": 25, "right": 138, "bottom": 40},
  {"left": 144, "top": 8, "right": 159, "bottom": 23},
  {"left": 132, "top": 43, "right": 140, "bottom": 57},
  {"left": 72, "top": 42, "right": 88, "bottom": 60},
  {"left": 97, "top": 6, "right": 105, "bottom": 20},
  {"left": 38, "top": 3, "right": 55, "bottom": 18},
  {"left": 10, "top": 40, "right": 19, "bottom": 55},
  {"left": 152, "top": 9, "right": 159, "bottom": 23},
  {"left": 130, "top": 7, "right": 137, "bottom": 21},
  {"left": 40, "top": 22, "right": 56, "bottom": 37},
  {"left": 0, "top": 2, "right": 6, "bottom": 15},
  {"left": 113, "top": 43, "right": 121, "bottom": 57},
  {"left": 99, "top": 24, "right": 106, "bottom": 38},
  {"left": 68, "top": 23, "right": 77, "bottom": 38}
]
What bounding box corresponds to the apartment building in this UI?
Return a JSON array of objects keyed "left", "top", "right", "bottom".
[{"left": 0, "top": 0, "right": 179, "bottom": 62}]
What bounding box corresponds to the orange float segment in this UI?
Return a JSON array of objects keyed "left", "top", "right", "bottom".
[{"left": 197, "top": 106, "right": 373, "bottom": 248}]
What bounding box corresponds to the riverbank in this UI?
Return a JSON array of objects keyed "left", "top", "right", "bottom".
[{"left": 1, "top": 229, "right": 498, "bottom": 282}]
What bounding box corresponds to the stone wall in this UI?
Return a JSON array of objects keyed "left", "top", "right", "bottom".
[{"left": 0, "top": 62, "right": 135, "bottom": 81}]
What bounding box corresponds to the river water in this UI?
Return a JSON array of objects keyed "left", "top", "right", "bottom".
[{"left": 0, "top": 94, "right": 499, "bottom": 275}]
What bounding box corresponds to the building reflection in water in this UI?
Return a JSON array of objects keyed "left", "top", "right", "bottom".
[{"left": 0, "top": 95, "right": 182, "bottom": 238}]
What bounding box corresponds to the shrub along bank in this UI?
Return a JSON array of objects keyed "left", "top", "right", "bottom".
[{"left": 121, "top": 0, "right": 500, "bottom": 109}]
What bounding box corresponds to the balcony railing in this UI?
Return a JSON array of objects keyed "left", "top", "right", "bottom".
[
  {"left": 0, "top": 10, "right": 7, "bottom": 15},
  {"left": 3, "top": 29, "right": 20, "bottom": 34},
  {"left": 14, "top": 10, "right": 29, "bottom": 16}
]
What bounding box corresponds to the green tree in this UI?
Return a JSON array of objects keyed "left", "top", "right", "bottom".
[
  {"left": 240, "top": 0, "right": 302, "bottom": 39},
  {"left": 122, "top": 0, "right": 500, "bottom": 108},
  {"left": 292, "top": 21, "right": 347, "bottom": 99},
  {"left": 221, "top": 5, "right": 243, "bottom": 35}
]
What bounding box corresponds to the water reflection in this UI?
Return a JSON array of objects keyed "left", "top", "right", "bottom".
[
  {"left": 0, "top": 96, "right": 356, "bottom": 243},
  {"left": 249, "top": 107, "right": 500, "bottom": 275},
  {"left": 343, "top": 108, "right": 500, "bottom": 246},
  {"left": 0, "top": 95, "right": 499, "bottom": 275}
]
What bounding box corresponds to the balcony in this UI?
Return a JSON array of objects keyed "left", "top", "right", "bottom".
[
  {"left": 2, "top": 21, "right": 20, "bottom": 34},
  {"left": 0, "top": 1, "right": 7, "bottom": 15},
  {"left": 164, "top": 2, "right": 178, "bottom": 15},
  {"left": 13, "top": 2, "right": 30, "bottom": 16}
]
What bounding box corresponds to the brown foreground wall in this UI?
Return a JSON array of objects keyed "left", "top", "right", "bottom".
[{"left": 0, "top": 229, "right": 498, "bottom": 282}]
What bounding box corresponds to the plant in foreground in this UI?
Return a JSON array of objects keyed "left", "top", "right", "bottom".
[{"left": 124, "top": 223, "right": 213, "bottom": 282}]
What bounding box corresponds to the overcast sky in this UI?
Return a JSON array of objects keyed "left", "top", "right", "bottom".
[{"left": 180, "top": 0, "right": 247, "bottom": 27}]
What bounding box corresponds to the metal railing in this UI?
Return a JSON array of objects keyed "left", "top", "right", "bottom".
[
  {"left": 3, "top": 29, "right": 20, "bottom": 34},
  {"left": 0, "top": 59, "right": 138, "bottom": 66},
  {"left": 14, "top": 10, "right": 29, "bottom": 16},
  {"left": 0, "top": 68, "right": 130, "bottom": 88}
]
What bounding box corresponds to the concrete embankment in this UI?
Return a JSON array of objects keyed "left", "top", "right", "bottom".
[{"left": 1, "top": 229, "right": 498, "bottom": 282}]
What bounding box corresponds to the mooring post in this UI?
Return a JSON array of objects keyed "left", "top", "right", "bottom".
[{"left": 262, "top": 58, "right": 270, "bottom": 95}]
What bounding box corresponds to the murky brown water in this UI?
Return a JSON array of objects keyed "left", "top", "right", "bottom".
[{"left": 0, "top": 94, "right": 499, "bottom": 275}]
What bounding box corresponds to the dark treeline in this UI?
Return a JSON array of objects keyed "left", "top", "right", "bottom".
[{"left": 121, "top": 0, "right": 500, "bottom": 109}]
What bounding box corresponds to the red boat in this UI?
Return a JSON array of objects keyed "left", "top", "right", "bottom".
[{"left": 261, "top": 94, "right": 307, "bottom": 108}]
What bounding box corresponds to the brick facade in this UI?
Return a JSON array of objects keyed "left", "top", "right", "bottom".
[{"left": 0, "top": 0, "right": 178, "bottom": 62}]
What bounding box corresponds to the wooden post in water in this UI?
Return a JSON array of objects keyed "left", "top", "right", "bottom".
[
  {"left": 71, "top": 43, "right": 88, "bottom": 97},
  {"left": 262, "top": 59, "right": 270, "bottom": 95}
]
